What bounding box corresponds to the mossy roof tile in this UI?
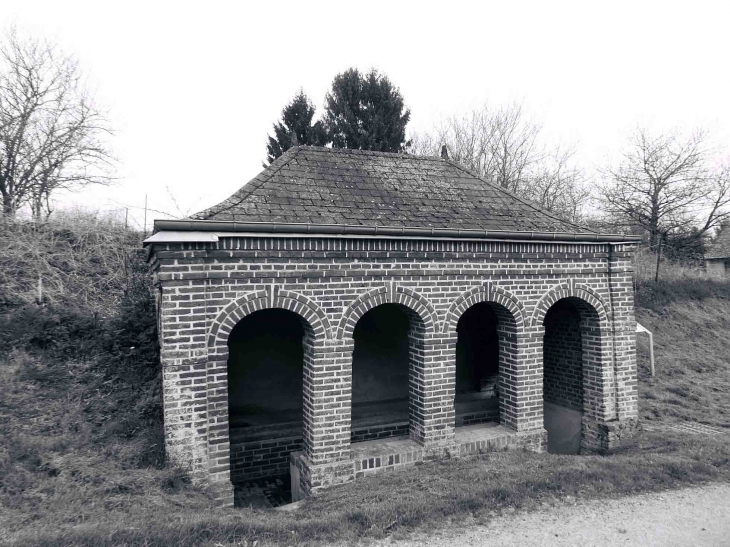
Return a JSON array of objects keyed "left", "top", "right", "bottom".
[{"left": 190, "top": 146, "right": 595, "bottom": 234}]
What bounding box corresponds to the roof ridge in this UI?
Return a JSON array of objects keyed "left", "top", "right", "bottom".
[
  {"left": 443, "top": 158, "right": 597, "bottom": 234},
  {"left": 296, "top": 144, "right": 445, "bottom": 162}
]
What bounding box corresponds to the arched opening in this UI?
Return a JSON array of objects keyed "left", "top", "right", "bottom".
[
  {"left": 542, "top": 297, "right": 601, "bottom": 454},
  {"left": 350, "top": 303, "right": 422, "bottom": 442},
  {"left": 227, "top": 308, "right": 310, "bottom": 492},
  {"left": 455, "top": 303, "right": 499, "bottom": 424},
  {"left": 454, "top": 302, "right": 516, "bottom": 427}
]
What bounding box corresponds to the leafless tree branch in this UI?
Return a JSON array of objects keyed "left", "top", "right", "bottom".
[
  {"left": 0, "top": 27, "right": 114, "bottom": 219},
  {"left": 599, "top": 127, "right": 730, "bottom": 248},
  {"left": 410, "top": 101, "right": 589, "bottom": 223}
]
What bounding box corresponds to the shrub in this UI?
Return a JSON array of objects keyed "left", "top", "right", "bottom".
[
  {"left": 0, "top": 303, "right": 104, "bottom": 358},
  {"left": 105, "top": 249, "right": 160, "bottom": 378},
  {"left": 636, "top": 276, "right": 730, "bottom": 310},
  {"left": 101, "top": 249, "right": 162, "bottom": 430},
  {"left": 633, "top": 247, "right": 730, "bottom": 310}
]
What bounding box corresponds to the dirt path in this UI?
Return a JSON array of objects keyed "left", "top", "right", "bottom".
[{"left": 369, "top": 482, "right": 730, "bottom": 547}]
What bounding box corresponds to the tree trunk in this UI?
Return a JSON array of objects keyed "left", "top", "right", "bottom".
[
  {"left": 2, "top": 193, "right": 13, "bottom": 217},
  {"left": 649, "top": 214, "right": 660, "bottom": 249},
  {"left": 654, "top": 236, "right": 663, "bottom": 282},
  {"left": 32, "top": 194, "right": 42, "bottom": 222}
]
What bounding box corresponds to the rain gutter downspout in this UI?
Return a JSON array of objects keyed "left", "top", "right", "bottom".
[{"left": 608, "top": 242, "right": 619, "bottom": 421}]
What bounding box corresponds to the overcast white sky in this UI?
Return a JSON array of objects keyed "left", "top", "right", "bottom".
[{"left": 3, "top": 0, "right": 729, "bottom": 229}]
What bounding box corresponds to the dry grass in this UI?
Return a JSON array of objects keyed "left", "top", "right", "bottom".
[
  {"left": 636, "top": 298, "right": 730, "bottom": 429},
  {"left": 0, "top": 211, "right": 140, "bottom": 314}
]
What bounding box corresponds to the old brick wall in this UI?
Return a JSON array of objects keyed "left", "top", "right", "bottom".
[
  {"left": 150, "top": 236, "right": 639, "bottom": 501},
  {"left": 607, "top": 244, "right": 639, "bottom": 429},
  {"left": 229, "top": 429, "right": 302, "bottom": 482},
  {"left": 543, "top": 305, "right": 583, "bottom": 411}
]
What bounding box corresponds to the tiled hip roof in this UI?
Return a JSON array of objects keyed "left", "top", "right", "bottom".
[{"left": 189, "top": 146, "right": 596, "bottom": 235}]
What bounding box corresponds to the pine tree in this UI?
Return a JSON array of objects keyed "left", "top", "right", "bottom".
[
  {"left": 323, "top": 69, "right": 411, "bottom": 152},
  {"left": 265, "top": 90, "right": 325, "bottom": 164}
]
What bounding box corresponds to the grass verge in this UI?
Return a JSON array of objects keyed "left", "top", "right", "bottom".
[{"left": 3, "top": 430, "right": 728, "bottom": 546}]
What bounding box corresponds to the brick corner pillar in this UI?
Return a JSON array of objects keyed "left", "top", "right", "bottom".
[
  {"left": 205, "top": 339, "right": 235, "bottom": 506},
  {"left": 160, "top": 344, "right": 211, "bottom": 483},
  {"left": 501, "top": 325, "right": 547, "bottom": 452},
  {"left": 156, "top": 273, "right": 214, "bottom": 483},
  {"left": 295, "top": 337, "right": 355, "bottom": 497},
  {"left": 582, "top": 244, "right": 640, "bottom": 452},
  {"left": 410, "top": 332, "right": 457, "bottom": 457},
  {"left": 154, "top": 250, "right": 235, "bottom": 507}
]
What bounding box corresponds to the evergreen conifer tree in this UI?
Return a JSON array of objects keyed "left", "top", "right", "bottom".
[
  {"left": 265, "top": 90, "right": 325, "bottom": 164},
  {"left": 323, "top": 69, "right": 411, "bottom": 152}
]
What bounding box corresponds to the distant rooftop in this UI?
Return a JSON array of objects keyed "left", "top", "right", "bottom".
[
  {"left": 706, "top": 225, "right": 730, "bottom": 259},
  {"left": 189, "top": 146, "right": 595, "bottom": 235}
]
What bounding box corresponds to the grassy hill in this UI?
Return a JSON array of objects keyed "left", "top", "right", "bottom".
[
  {"left": 636, "top": 283, "right": 730, "bottom": 430},
  {"left": 0, "top": 219, "right": 728, "bottom": 546}
]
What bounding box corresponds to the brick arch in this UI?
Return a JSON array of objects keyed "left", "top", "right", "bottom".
[
  {"left": 530, "top": 281, "right": 609, "bottom": 328},
  {"left": 209, "top": 286, "right": 332, "bottom": 347},
  {"left": 441, "top": 282, "right": 526, "bottom": 335},
  {"left": 336, "top": 284, "right": 438, "bottom": 340},
  {"left": 538, "top": 281, "right": 615, "bottom": 436},
  {"left": 204, "top": 286, "right": 332, "bottom": 490}
]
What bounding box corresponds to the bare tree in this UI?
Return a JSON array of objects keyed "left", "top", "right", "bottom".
[
  {"left": 530, "top": 145, "right": 590, "bottom": 224},
  {"left": 600, "top": 127, "right": 730, "bottom": 279},
  {"left": 0, "top": 28, "right": 112, "bottom": 219},
  {"left": 411, "top": 102, "right": 589, "bottom": 222},
  {"left": 428, "top": 102, "right": 541, "bottom": 194}
]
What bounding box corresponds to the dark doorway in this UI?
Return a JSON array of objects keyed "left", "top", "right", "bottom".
[
  {"left": 227, "top": 308, "right": 306, "bottom": 482},
  {"left": 455, "top": 302, "right": 501, "bottom": 425},
  {"left": 351, "top": 304, "right": 412, "bottom": 440},
  {"left": 543, "top": 298, "right": 584, "bottom": 454},
  {"left": 228, "top": 308, "right": 305, "bottom": 428}
]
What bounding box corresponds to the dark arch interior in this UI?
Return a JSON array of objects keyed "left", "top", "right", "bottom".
[
  {"left": 351, "top": 304, "right": 411, "bottom": 437},
  {"left": 543, "top": 298, "right": 584, "bottom": 454},
  {"left": 227, "top": 308, "right": 305, "bottom": 429},
  {"left": 454, "top": 302, "right": 501, "bottom": 425}
]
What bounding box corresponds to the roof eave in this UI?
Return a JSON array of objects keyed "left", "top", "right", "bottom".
[{"left": 148, "top": 219, "right": 642, "bottom": 245}]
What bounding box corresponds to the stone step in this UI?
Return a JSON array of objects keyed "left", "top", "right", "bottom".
[{"left": 350, "top": 423, "right": 535, "bottom": 479}]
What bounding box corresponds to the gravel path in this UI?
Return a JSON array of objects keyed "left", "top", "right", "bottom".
[{"left": 369, "top": 483, "right": 730, "bottom": 547}]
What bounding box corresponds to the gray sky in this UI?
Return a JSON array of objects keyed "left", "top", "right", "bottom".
[{"left": 4, "top": 0, "right": 730, "bottom": 229}]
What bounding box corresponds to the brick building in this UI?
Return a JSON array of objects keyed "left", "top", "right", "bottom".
[
  {"left": 706, "top": 224, "right": 730, "bottom": 276},
  {"left": 145, "top": 146, "right": 641, "bottom": 506}
]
